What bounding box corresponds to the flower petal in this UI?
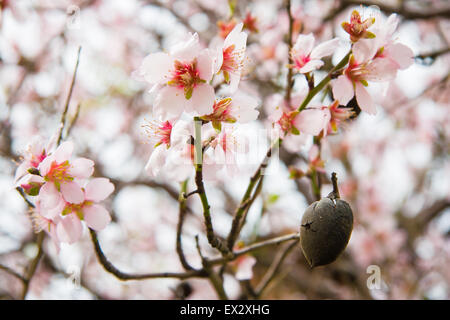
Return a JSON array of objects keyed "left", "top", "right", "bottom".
[
  {"left": 197, "top": 49, "right": 214, "bottom": 82},
  {"left": 140, "top": 52, "right": 174, "bottom": 84},
  {"left": 39, "top": 182, "right": 63, "bottom": 211},
  {"left": 154, "top": 86, "right": 187, "bottom": 119},
  {"left": 355, "top": 82, "right": 376, "bottom": 115},
  {"left": 60, "top": 181, "right": 84, "bottom": 204},
  {"left": 388, "top": 43, "right": 414, "bottom": 69},
  {"left": 230, "top": 91, "right": 259, "bottom": 123},
  {"left": 292, "top": 33, "right": 315, "bottom": 58},
  {"left": 294, "top": 107, "right": 331, "bottom": 136},
  {"left": 186, "top": 84, "right": 215, "bottom": 116},
  {"left": 332, "top": 75, "right": 354, "bottom": 105},
  {"left": 299, "top": 59, "right": 324, "bottom": 73},
  {"left": 85, "top": 178, "right": 115, "bottom": 202},
  {"left": 68, "top": 158, "right": 94, "bottom": 179},
  {"left": 53, "top": 141, "right": 74, "bottom": 164},
  {"left": 310, "top": 38, "right": 339, "bottom": 59},
  {"left": 235, "top": 255, "right": 257, "bottom": 280},
  {"left": 83, "top": 204, "right": 111, "bottom": 231},
  {"left": 56, "top": 214, "right": 82, "bottom": 244}
]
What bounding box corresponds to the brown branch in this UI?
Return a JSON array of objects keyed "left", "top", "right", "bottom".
[
  {"left": 193, "top": 118, "right": 230, "bottom": 256},
  {"left": 20, "top": 232, "right": 45, "bottom": 299},
  {"left": 324, "top": 0, "right": 450, "bottom": 22},
  {"left": 0, "top": 264, "right": 27, "bottom": 282},
  {"left": 285, "top": 0, "right": 295, "bottom": 104},
  {"left": 176, "top": 180, "right": 195, "bottom": 271},
  {"left": 57, "top": 46, "right": 82, "bottom": 146},
  {"left": 254, "top": 239, "right": 299, "bottom": 298},
  {"left": 226, "top": 138, "right": 281, "bottom": 251},
  {"left": 89, "top": 229, "right": 205, "bottom": 280},
  {"left": 195, "top": 235, "right": 228, "bottom": 300}
]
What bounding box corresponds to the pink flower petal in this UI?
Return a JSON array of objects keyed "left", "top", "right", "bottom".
[
  {"left": 197, "top": 49, "right": 214, "bottom": 82},
  {"left": 332, "top": 75, "right": 354, "bottom": 105},
  {"left": 53, "top": 141, "right": 74, "bottom": 164},
  {"left": 235, "top": 255, "right": 257, "bottom": 280},
  {"left": 186, "top": 84, "right": 215, "bottom": 116},
  {"left": 355, "top": 82, "right": 376, "bottom": 115},
  {"left": 38, "top": 155, "right": 55, "bottom": 176},
  {"left": 292, "top": 33, "right": 315, "bottom": 58},
  {"left": 231, "top": 91, "right": 259, "bottom": 123},
  {"left": 56, "top": 214, "right": 83, "bottom": 244},
  {"left": 171, "top": 33, "right": 201, "bottom": 61},
  {"left": 388, "top": 43, "right": 414, "bottom": 69},
  {"left": 68, "top": 158, "right": 94, "bottom": 179},
  {"left": 294, "top": 107, "right": 331, "bottom": 136},
  {"left": 85, "top": 178, "right": 115, "bottom": 202},
  {"left": 224, "top": 22, "right": 245, "bottom": 48},
  {"left": 60, "top": 181, "right": 85, "bottom": 204},
  {"left": 83, "top": 204, "right": 111, "bottom": 231},
  {"left": 299, "top": 59, "right": 324, "bottom": 73},
  {"left": 140, "top": 52, "right": 173, "bottom": 84},
  {"left": 39, "top": 182, "right": 63, "bottom": 211},
  {"left": 154, "top": 86, "right": 187, "bottom": 119},
  {"left": 145, "top": 146, "right": 168, "bottom": 177},
  {"left": 310, "top": 38, "right": 339, "bottom": 60},
  {"left": 353, "top": 40, "right": 377, "bottom": 64}
]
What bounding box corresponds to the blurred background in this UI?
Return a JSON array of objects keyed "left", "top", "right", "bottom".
[{"left": 0, "top": 0, "right": 449, "bottom": 299}]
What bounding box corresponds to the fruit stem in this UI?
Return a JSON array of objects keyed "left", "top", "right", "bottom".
[{"left": 330, "top": 172, "right": 340, "bottom": 199}]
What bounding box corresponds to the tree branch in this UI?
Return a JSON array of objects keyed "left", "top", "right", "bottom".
[
  {"left": 89, "top": 229, "right": 205, "bottom": 280},
  {"left": 176, "top": 180, "right": 195, "bottom": 271}
]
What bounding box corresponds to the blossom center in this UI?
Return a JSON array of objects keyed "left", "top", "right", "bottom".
[
  {"left": 294, "top": 54, "right": 311, "bottom": 70},
  {"left": 143, "top": 120, "right": 173, "bottom": 148},
  {"left": 168, "top": 59, "right": 205, "bottom": 99},
  {"left": 45, "top": 160, "right": 73, "bottom": 183}
]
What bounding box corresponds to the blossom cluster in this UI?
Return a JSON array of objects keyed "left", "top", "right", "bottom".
[
  {"left": 15, "top": 139, "right": 114, "bottom": 250},
  {"left": 135, "top": 23, "right": 259, "bottom": 181},
  {"left": 266, "top": 10, "right": 413, "bottom": 153}
]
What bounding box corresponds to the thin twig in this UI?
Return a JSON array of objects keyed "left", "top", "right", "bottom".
[
  {"left": 211, "top": 232, "right": 300, "bottom": 266},
  {"left": 64, "top": 102, "right": 81, "bottom": 139},
  {"left": 226, "top": 138, "right": 281, "bottom": 251},
  {"left": 0, "top": 264, "right": 27, "bottom": 282},
  {"left": 285, "top": 0, "right": 295, "bottom": 104},
  {"left": 195, "top": 236, "right": 228, "bottom": 300},
  {"left": 176, "top": 180, "right": 195, "bottom": 271},
  {"left": 298, "top": 51, "right": 351, "bottom": 111},
  {"left": 57, "top": 46, "right": 82, "bottom": 146},
  {"left": 20, "top": 232, "right": 44, "bottom": 300},
  {"left": 193, "top": 117, "right": 230, "bottom": 256},
  {"left": 254, "top": 239, "right": 299, "bottom": 298},
  {"left": 89, "top": 229, "right": 205, "bottom": 280}
]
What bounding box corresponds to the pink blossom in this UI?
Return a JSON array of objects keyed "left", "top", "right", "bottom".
[
  {"left": 31, "top": 199, "right": 62, "bottom": 252},
  {"left": 232, "top": 254, "right": 257, "bottom": 281},
  {"left": 332, "top": 14, "right": 413, "bottom": 114},
  {"left": 341, "top": 10, "right": 376, "bottom": 42},
  {"left": 135, "top": 33, "right": 215, "bottom": 119},
  {"left": 290, "top": 34, "right": 339, "bottom": 73},
  {"left": 55, "top": 178, "right": 114, "bottom": 244},
  {"left": 293, "top": 106, "right": 331, "bottom": 136},
  {"left": 201, "top": 91, "right": 259, "bottom": 129},
  {"left": 214, "top": 23, "right": 248, "bottom": 92},
  {"left": 144, "top": 119, "right": 193, "bottom": 179},
  {"left": 38, "top": 141, "right": 94, "bottom": 207}
]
